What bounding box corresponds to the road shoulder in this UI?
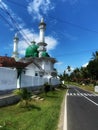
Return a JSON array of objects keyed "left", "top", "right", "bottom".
[{"left": 57, "top": 90, "right": 67, "bottom": 130}]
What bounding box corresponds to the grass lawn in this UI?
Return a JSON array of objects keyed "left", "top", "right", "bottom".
[
  {"left": 65, "top": 81, "right": 94, "bottom": 92},
  {"left": 78, "top": 84, "right": 94, "bottom": 92},
  {"left": 0, "top": 89, "right": 66, "bottom": 130}
]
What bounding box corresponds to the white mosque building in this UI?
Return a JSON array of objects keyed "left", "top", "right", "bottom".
[{"left": 0, "top": 18, "right": 60, "bottom": 91}]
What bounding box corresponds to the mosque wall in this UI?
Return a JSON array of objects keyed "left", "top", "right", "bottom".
[
  {"left": 0, "top": 67, "right": 17, "bottom": 90},
  {"left": 41, "top": 61, "right": 54, "bottom": 71},
  {"left": 51, "top": 78, "right": 60, "bottom": 85},
  {"left": 0, "top": 67, "right": 60, "bottom": 91},
  {"left": 21, "top": 73, "right": 60, "bottom": 87},
  {"left": 21, "top": 74, "right": 48, "bottom": 87},
  {"left": 25, "top": 64, "right": 40, "bottom": 76}
]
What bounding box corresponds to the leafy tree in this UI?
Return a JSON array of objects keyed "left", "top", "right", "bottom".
[
  {"left": 87, "top": 59, "right": 98, "bottom": 80},
  {"left": 14, "top": 88, "right": 32, "bottom": 106}
]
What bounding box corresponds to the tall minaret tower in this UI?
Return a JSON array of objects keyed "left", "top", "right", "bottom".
[
  {"left": 12, "top": 33, "right": 19, "bottom": 61},
  {"left": 38, "top": 18, "right": 47, "bottom": 57}
]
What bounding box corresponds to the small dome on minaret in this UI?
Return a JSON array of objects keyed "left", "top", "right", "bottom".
[
  {"left": 14, "top": 33, "right": 19, "bottom": 40},
  {"left": 39, "top": 18, "right": 46, "bottom": 27}
]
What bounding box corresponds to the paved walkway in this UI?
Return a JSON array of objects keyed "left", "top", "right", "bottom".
[
  {"left": 0, "top": 93, "right": 14, "bottom": 99},
  {"left": 0, "top": 92, "right": 20, "bottom": 107}
]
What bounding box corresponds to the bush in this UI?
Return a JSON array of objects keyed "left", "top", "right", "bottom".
[
  {"left": 13, "top": 88, "right": 32, "bottom": 106},
  {"left": 44, "top": 82, "right": 50, "bottom": 95}
]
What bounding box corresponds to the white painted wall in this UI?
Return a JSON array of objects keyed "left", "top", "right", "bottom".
[
  {"left": 21, "top": 73, "right": 60, "bottom": 88},
  {"left": 0, "top": 67, "right": 60, "bottom": 90},
  {"left": 21, "top": 74, "right": 47, "bottom": 87},
  {"left": 0, "top": 67, "right": 17, "bottom": 90},
  {"left": 41, "top": 61, "right": 54, "bottom": 71},
  {"left": 51, "top": 78, "right": 60, "bottom": 85},
  {"left": 25, "top": 63, "right": 39, "bottom": 76}
]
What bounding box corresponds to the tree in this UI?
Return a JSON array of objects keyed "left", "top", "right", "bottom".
[
  {"left": 14, "top": 88, "right": 32, "bottom": 107},
  {"left": 92, "top": 51, "right": 98, "bottom": 60},
  {"left": 70, "top": 68, "right": 81, "bottom": 83},
  {"left": 67, "top": 66, "right": 71, "bottom": 74},
  {"left": 87, "top": 59, "right": 98, "bottom": 80}
]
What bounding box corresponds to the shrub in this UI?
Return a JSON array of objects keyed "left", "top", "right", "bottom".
[
  {"left": 44, "top": 82, "right": 50, "bottom": 95},
  {"left": 13, "top": 88, "right": 32, "bottom": 106}
]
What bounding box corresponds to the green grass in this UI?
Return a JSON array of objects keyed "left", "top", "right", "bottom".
[
  {"left": 78, "top": 84, "right": 94, "bottom": 92},
  {"left": 65, "top": 81, "right": 94, "bottom": 92},
  {"left": 0, "top": 90, "right": 66, "bottom": 130}
]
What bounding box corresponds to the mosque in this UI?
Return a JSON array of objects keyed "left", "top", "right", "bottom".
[{"left": 0, "top": 18, "right": 60, "bottom": 91}]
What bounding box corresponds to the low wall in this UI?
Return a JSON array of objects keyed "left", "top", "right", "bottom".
[
  {"left": 21, "top": 75, "right": 48, "bottom": 87},
  {"left": 21, "top": 74, "right": 60, "bottom": 88},
  {"left": 0, "top": 67, "right": 17, "bottom": 90},
  {"left": 0, "top": 67, "right": 60, "bottom": 90}
]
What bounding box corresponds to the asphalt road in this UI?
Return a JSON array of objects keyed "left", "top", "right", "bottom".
[{"left": 67, "top": 86, "right": 98, "bottom": 130}]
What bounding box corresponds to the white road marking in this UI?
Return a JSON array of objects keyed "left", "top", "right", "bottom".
[
  {"left": 87, "top": 94, "right": 92, "bottom": 96},
  {"left": 84, "top": 93, "right": 87, "bottom": 96},
  {"left": 73, "top": 93, "right": 76, "bottom": 96},
  {"left": 77, "top": 93, "right": 80, "bottom": 96},
  {"left": 75, "top": 89, "right": 98, "bottom": 106},
  {"left": 67, "top": 92, "right": 98, "bottom": 97},
  {"left": 70, "top": 93, "right": 72, "bottom": 96}
]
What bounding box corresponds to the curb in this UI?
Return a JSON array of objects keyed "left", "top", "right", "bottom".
[{"left": 63, "top": 90, "right": 68, "bottom": 130}]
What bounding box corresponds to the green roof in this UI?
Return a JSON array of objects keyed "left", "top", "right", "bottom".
[
  {"left": 25, "top": 42, "right": 39, "bottom": 57},
  {"left": 41, "top": 51, "right": 50, "bottom": 57},
  {"left": 25, "top": 41, "right": 50, "bottom": 58}
]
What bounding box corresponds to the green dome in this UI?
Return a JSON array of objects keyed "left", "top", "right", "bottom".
[
  {"left": 25, "top": 41, "right": 39, "bottom": 57},
  {"left": 41, "top": 51, "right": 50, "bottom": 57}
]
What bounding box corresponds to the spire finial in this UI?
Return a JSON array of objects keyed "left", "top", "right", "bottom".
[
  {"left": 32, "top": 34, "right": 35, "bottom": 41},
  {"left": 15, "top": 32, "right": 18, "bottom": 38},
  {"left": 41, "top": 18, "right": 44, "bottom": 23}
]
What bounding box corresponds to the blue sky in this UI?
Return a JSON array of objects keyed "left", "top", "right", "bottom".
[{"left": 0, "top": 0, "right": 98, "bottom": 74}]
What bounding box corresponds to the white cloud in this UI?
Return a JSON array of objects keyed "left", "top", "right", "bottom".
[
  {"left": 45, "top": 36, "right": 58, "bottom": 50},
  {"left": 18, "top": 29, "right": 58, "bottom": 56},
  {"left": 82, "top": 63, "right": 88, "bottom": 67},
  {"left": 27, "top": 0, "right": 54, "bottom": 20}
]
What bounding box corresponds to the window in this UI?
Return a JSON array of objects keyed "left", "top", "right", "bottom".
[{"left": 35, "top": 72, "right": 38, "bottom": 76}]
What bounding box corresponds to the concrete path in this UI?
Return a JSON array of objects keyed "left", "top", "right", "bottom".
[
  {"left": 0, "top": 93, "right": 20, "bottom": 107},
  {"left": 0, "top": 93, "right": 14, "bottom": 99}
]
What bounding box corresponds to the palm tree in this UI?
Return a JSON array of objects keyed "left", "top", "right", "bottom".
[
  {"left": 67, "top": 66, "right": 71, "bottom": 74},
  {"left": 92, "top": 51, "right": 98, "bottom": 60},
  {"left": 66, "top": 66, "right": 71, "bottom": 85}
]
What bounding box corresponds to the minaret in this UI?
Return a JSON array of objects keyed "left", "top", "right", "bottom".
[
  {"left": 12, "top": 33, "right": 19, "bottom": 61},
  {"left": 38, "top": 18, "right": 47, "bottom": 57}
]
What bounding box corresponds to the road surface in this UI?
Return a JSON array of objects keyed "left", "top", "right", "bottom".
[{"left": 67, "top": 86, "right": 98, "bottom": 130}]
